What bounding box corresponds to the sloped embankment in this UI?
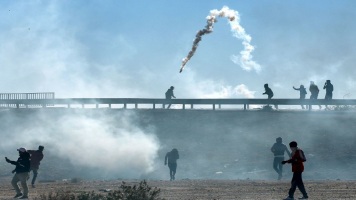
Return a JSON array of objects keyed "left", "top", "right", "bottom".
[{"left": 0, "top": 109, "right": 355, "bottom": 181}]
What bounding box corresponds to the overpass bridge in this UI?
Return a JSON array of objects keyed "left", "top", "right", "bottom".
[{"left": 0, "top": 92, "right": 355, "bottom": 111}]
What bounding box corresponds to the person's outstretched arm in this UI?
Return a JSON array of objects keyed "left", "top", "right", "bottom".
[
  {"left": 164, "top": 153, "right": 168, "bottom": 165},
  {"left": 293, "top": 86, "right": 300, "bottom": 91},
  {"left": 5, "top": 157, "right": 17, "bottom": 165}
]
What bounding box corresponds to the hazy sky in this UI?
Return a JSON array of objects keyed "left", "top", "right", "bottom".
[{"left": 1, "top": 0, "right": 355, "bottom": 99}]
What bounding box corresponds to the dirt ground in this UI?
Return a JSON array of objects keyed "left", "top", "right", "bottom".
[{"left": 1, "top": 179, "right": 356, "bottom": 200}]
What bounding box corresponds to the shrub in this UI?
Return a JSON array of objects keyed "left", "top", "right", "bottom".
[{"left": 71, "top": 178, "right": 83, "bottom": 183}]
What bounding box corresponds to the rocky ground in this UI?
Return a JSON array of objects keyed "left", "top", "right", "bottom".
[{"left": 1, "top": 179, "right": 356, "bottom": 199}]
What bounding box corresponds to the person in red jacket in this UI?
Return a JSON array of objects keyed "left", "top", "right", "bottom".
[
  {"left": 27, "top": 145, "right": 44, "bottom": 188},
  {"left": 282, "top": 141, "right": 308, "bottom": 200}
]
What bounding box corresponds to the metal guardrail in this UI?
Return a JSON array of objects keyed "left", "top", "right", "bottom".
[
  {"left": 0, "top": 92, "right": 55, "bottom": 108},
  {"left": 0, "top": 98, "right": 355, "bottom": 110}
]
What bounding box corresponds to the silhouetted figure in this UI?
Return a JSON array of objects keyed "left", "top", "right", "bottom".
[
  {"left": 164, "top": 86, "right": 176, "bottom": 109},
  {"left": 323, "top": 80, "right": 333, "bottom": 110},
  {"left": 293, "top": 85, "right": 307, "bottom": 109},
  {"left": 309, "top": 81, "right": 321, "bottom": 109},
  {"left": 271, "top": 137, "right": 291, "bottom": 180},
  {"left": 27, "top": 145, "right": 44, "bottom": 188},
  {"left": 282, "top": 141, "right": 308, "bottom": 200},
  {"left": 165, "top": 148, "right": 179, "bottom": 181},
  {"left": 5, "top": 147, "right": 31, "bottom": 199},
  {"left": 262, "top": 84, "right": 277, "bottom": 109}
]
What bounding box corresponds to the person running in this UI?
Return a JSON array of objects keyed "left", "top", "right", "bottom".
[
  {"left": 27, "top": 145, "right": 44, "bottom": 188},
  {"left": 164, "top": 148, "right": 179, "bottom": 181},
  {"left": 293, "top": 85, "right": 307, "bottom": 109},
  {"left": 271, "top": 137, "right": 291, "bottom": 180},
  {"left": 282, "top": 141, "right": 308, "bottom": 200},
  {"left": 309, "top": 81, "right": 321, "bottom": 109},
  {"left": 323, "top": 80, "right": 333, "bottom": 110},
  {"left": 5, "top": 147, "right": 31, "bottom": 199},
  {"left": 164, "top": 86, "right": 176, "bottom": 109},
  {"left": 262, "top": 84, "right": 277, "bottom": 109}
]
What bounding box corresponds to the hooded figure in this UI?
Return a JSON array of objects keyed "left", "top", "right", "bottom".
[
  {"left": 309, "top": 81, "right": 322, "bottom": 109},
  {"left": 27, "top": 145, "right": 44, "bottom": 188},
  {"left": 293, "top": 85, "right": 307, "bottom": 109},
  {"left": 323, "top": 80, "right": 334, "bottom": 109},
  {"left": 263, "top": 84, "right": 274, "bottom": 99},
  {"left": 323, "top": 80, "right": 333, "bottom": 100},
  {"left": 271, "top": 137, "right": 291, "bottom": 180},
  {"left": 5, "top": 147, "right": 31, "bottom": 199},
  {"left": 262, "top": 84, "right": 278, "bottom": 109},
  {"left": 164, "top": 86, "right": 176, "bottom": 109},
  {"left": 164, "top": 148, "right": 179, "bottom": 181}
]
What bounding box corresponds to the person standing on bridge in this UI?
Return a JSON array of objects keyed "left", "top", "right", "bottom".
[
  {"left": 293, "top": 85, "right": 307, "bottom": 109},
  {"left": 165, "top": 148, "right": 179, "bottom": 181},
  {"left": 323, "top": 80, "right": 333, "bottom": 110},
  {"left": 27, "top": 145, "right": 44, "bottom": 188},
  {"left": 262, "top": 84, "right": 277, "bottom": 109},
  {"left": 282, "top": 141, "right": 308, "bottom": 200},
  {"left": 309, "top": 81, "right": 322, "bottom": 109},
  {"left": 164, "top": 86, "right": 176, "bottom": 109},
  {"left": 271, "top": 137, "right": 291, "bottom": 180},
  {"left": 5, "top": 147, "right": 31, "bottom": 199}
]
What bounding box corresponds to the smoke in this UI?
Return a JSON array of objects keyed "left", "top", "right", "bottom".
[
  {"left": 201, "top": 84, "right": 255, "bottom": 99},
  {"left": 180, "top": 6, "right": 260, "bottom": 73},
  {"left": 0, "top": 110, "right": 160, "bottom": 179},
  {"left": 234, "top": 84, "right": 255, "bottom": 98}
]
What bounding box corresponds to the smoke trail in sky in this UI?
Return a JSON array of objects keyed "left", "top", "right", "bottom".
[{"left": 180, "top": 6, "right": 260, "bottom": 73}]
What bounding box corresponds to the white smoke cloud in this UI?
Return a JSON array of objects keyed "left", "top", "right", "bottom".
[
  {"left": 234, "top": 84, "right": 255, "bottom": 98},
  {"left": 0, "top": 111, "right": 160, "bottom": 178},
  {"left": 180, "top": 6, "right": 260, "bottom": 73}
]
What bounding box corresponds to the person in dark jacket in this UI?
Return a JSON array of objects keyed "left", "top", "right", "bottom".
[
  {"left": 323, "top": 80, "right": 333, "bottom": 110},
  {"left": 5, "top": 147, "right": 31, "bottom": 199},
  {"left": 27, "top": 145, "right": 44, "bottom": 188},
  {"left": 262, "top": 84, "right": 277, "bottom": 109},
  {"left": 309, "top": 81, "right": 322, "bottom": 109},
  {"left": 293, "top": 85, "right": 307, "bottom": 109},
  {"left": 282, "top": 141, "right": 308, "bottom": 200},
  {"left": 164, "top": 148, "right": 179, "bottom": 181},
  {"left": 271, "top": 137, "right": 291, "bottom": 180},
  {"left": 164, "top": 86, "right": 176, "bottom": 109}
]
